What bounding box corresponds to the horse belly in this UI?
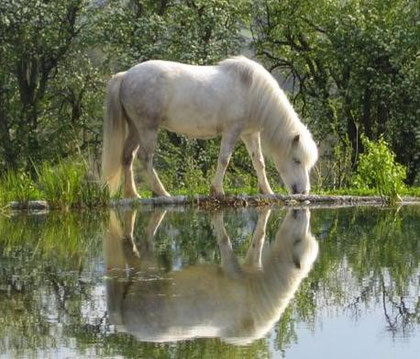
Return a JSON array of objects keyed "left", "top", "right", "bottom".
[{"left": 162, "top": 110, "right": 221, "bottom": 139}]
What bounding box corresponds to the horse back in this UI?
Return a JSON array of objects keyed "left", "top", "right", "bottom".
[{"left": 119, "top": 60, "right": 250, "bottom": 137}]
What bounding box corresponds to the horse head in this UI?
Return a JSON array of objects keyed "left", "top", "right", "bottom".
[{"left": 275, "top": 133, "right": 318, "bottom": 194}]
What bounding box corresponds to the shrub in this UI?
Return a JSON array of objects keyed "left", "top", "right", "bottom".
[{"left": 352, "top": 136, "right": 407, "bottom": 202}]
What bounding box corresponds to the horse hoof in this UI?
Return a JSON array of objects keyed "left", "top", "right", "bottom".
[{"left": 125, "top": 193, "right": 141, "bottom": 199}]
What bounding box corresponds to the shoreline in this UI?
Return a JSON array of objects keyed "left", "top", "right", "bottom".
[{"left": 5, "top": 194, "right": 420, "bottom": 212}]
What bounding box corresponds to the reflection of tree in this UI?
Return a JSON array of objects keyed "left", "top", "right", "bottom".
[
  {"left": 381, "top": 277, "right": 419, "bottom": 337},
  {"left": 0, "top": 212, "right": 105, "bottom": 355},
  {"left": 0, "top": 206, "right": 418, "bottom": 357},
  {"left": 305, "top": 206, "right": 420, "bottom": 338}
]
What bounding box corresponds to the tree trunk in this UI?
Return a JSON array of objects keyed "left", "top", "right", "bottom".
[{"left": 0, "top": 87, "right": 17, "bottom": 169}]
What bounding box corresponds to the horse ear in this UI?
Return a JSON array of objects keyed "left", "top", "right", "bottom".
[{"left": 292, "top": 134, "right": 300, "bottom": 146}]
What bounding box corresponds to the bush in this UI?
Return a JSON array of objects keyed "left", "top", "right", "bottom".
[{"left": 352, "top": 136, "right": 407, "bottom": 202}]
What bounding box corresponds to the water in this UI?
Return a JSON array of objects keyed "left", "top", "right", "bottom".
[{"left": 0, "top": 205, "right": 419, "bottom": 358}]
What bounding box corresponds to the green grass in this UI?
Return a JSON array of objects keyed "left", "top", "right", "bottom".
[
  {"left": 0, "top": 171, "right": 40, "bottom": 204},
  {"left": 0, "top": 155, "right": 110, "bottom": 210},
  {"left": 1, "top": 157, "right": 419, "bottom": 211},
  {"left": 35, "top": 157, "right": 110, "bottom": 209}
]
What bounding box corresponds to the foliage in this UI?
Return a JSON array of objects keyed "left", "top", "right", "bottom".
[
  {"left": 352, "top": 136, "right": 407, "bottom": 201},
  {"left": 252, "top": 0, "right": 419, "bottom": 184},
  {"left": 0, "top": 0, "right": 105, "bottom": 170},
  {"left": 96, "top": 0, "right": 248, "bottom": 68},
  {"left": 0, "top": 0, "right": 418, "bottom": 194}
]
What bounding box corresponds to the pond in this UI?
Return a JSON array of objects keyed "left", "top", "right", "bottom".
[{"left": 0, "top": 205, "right": 419, "bottom": 358}]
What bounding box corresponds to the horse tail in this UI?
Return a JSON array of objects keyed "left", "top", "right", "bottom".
[{"left": 101, "top": 72, "right": 127, "bottom": 195}]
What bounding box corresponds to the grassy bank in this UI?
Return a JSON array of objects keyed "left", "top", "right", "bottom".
[{"left": 1, "top": 157, "right": 419, "bottom": 212}]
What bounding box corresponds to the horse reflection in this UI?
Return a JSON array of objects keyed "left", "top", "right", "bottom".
[{"left": 104, "top": 208, "right": 318, "bottom": 345}]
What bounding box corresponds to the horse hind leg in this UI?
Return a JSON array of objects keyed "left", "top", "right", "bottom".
[
  {"left": 211, "top": 212, "right": 242, "bottom": 279},
  {"left": 138, "top": 127, "right": 170, "bottom": 197},
  {"left": 122, "top": 129, "right": 141, "bottom": 198},
  {"left": 210, "top": 129, "right": 240, "bottom": 196}
]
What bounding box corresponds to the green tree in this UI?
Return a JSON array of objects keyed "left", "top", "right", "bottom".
[
  {"left": 0, "top": 0, "right": 250, "bottom": 189},
  {"left": 0, "top": 0, "right": 100, "bottom": 169},
  {"left": 252, "top": 0, "right": 419, "bottom": 185},
  {"left": 96, "top": 0, "right": 248, "bottom": 68}
]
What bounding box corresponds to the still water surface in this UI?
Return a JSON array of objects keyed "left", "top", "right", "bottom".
[{"left": 0, "top": 206, "right": 419, "bottom": 358}]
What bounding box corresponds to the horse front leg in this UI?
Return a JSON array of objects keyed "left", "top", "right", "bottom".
[
  {"left": 242, "top": 133, "right": 274, "bottom": 195},
  {"left": 210, "top": 130, "right": 240, "bottom": 196},
  {"left": 243, "top": 208, "right": 271, "bottom": 270},
  {"left": 211, "top": 211, "right": 242, "bottom": 279},
  {"left": 138, "top": 128, "right": 170, "bottom": 197}
]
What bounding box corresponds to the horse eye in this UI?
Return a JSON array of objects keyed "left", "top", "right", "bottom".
[{"left": 293, "top": 158, "right": 301, "bottom": 165}]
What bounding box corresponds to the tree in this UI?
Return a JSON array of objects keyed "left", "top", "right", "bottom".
[
  {"left": 0, "top": 0, "right": 249, "bottom": 183},
  {"left": 0, "top": 0, "right": 105, "bottom": 171},
  {"left": 96, "top": 0, "right": 247, "bottom": 68},
  {"left": 252, "top": 0, "right": 419, "bottom": 184}
]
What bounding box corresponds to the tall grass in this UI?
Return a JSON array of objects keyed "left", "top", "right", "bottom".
[
  {"left": 0, "top": 150, "right": 418, "bottom": 211},
  {"left": 35, "top": 157, "right": 110, "bottom": 209},
  {"left": 0, "top": 156, "right": 110, "bottom": 210},
  {"left": 0, "top": 171, "right": 40, "bottom": 205}
]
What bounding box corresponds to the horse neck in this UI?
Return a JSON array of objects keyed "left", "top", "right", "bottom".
[{"left": 260, "top": 98, "right": 303, "bottom": 156}]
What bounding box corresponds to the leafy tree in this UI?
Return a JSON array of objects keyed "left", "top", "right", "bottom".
[
  {"left": 252, "top": 0, "right": 419, "bottom": 185},
  {"left": 0, "top": 0, "right": 102, "bottom": 169},
  {"left": 0, "top": 0, "right": 250, "bottom": 189},
  {"left": 96, "top": 0, "right": 247, "bottom": 68}
]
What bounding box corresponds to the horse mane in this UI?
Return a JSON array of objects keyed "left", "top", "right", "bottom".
[{"left": 219, "top": 56, "right": 318, "bottom": 168}]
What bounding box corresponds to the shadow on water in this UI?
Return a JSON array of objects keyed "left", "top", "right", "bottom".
[
  {"left": 0, "top": 205, "right": 419, "bottom": 358},
  {"left": 105, "top": 208, "right": 318, "bottom": 345}
]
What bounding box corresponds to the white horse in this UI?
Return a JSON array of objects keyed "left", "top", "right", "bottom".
[
  {"left": 102, "top": 56, "right": 318, "bottom": 197},
  {"left": 104, "top": 208, "right": 318, "bottom": 345}
]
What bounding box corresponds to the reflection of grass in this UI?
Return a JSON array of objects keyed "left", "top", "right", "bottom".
[
  {"left": 309, "top": 206, "right": 420, "bottom": 302},
  {"left": 0, "top": 211, "right": 106, "bottom": 356},
  {"left": 0, "top": 211, "right": 106, "bottom": 260}
]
